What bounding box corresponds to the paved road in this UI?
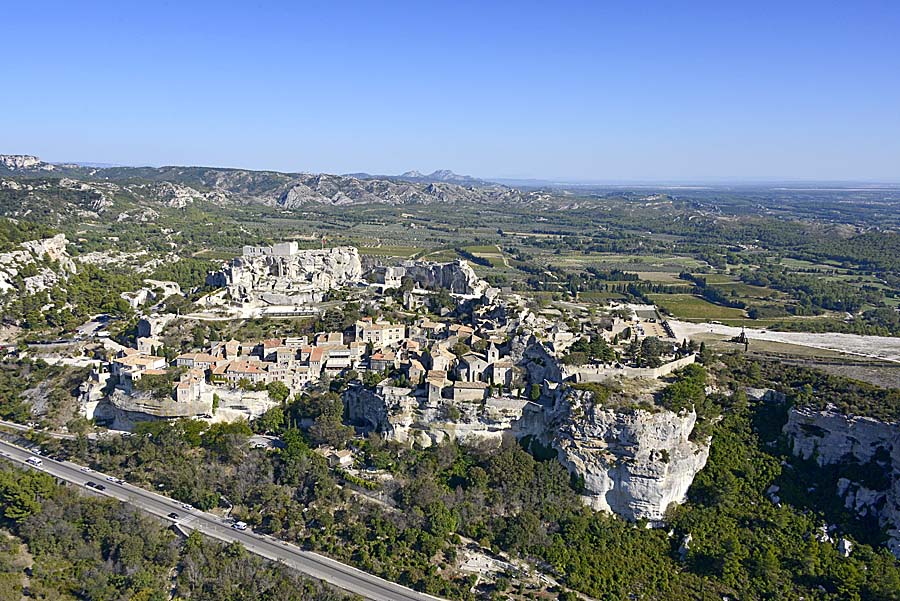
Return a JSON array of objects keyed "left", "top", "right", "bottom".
[{"left": 0, "top": 438, "right": 445, "bottom": 601}]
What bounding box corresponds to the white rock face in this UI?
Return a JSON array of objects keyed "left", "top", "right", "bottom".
[
  {"left": 345, "top": 383, "right": 541, "bottom": 447},
  {"left": 0, "top": 155, "right": 46, "bottom": 170},
  {"left": 0, "top": 234, "right": 76, "bottom": 295},
  {"left": 207, "top": 246, "right": 362, "bottom": 306},
  {"left": 783, "top": 406, "right": 900, "bottom": 558},
  {"left": 554, "top": 391, "right": 710, "bottom": 522},
  {"left": 402, "top": 259, "right": 490, "bottom": 296}
]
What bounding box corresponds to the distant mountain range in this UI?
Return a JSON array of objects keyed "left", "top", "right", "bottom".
[
  {"left": 344, "top": 169, "right": 489, "bottom": 187},
  {"left": 0, "top": 155, "right": 551, "bottom": 222}
]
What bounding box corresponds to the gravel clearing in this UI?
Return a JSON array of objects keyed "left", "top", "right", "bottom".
[{"left": 668, "top": 320, "right": 900, "bottom": 364}]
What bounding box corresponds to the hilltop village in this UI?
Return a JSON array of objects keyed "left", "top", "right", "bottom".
[
  {"left": 64, "top": 242, "right": 707, "bottom": 522},
  {"left": 3, "top": 153, "right": 900, "bottom": 596}
]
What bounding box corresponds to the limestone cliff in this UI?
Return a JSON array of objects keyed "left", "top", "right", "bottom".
[
  {"left": 783, "top": 406, "right": 900, "bottom": 557},
  {"left": 344, "top": 383, "right": 540, "bottom": 448},
  {"left": 554, "top": 390, "right": 710, "bottom": 522},
  {"left": 402, "top": 259, "right": 491, "bottom": 296},
  {"left": 507, "top": 334, "right": 562, "bottom": 385},
  {"left": 0, "top": 155, "right": 47, "bottom": 171}
]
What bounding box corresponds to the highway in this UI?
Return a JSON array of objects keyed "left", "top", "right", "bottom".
[{"left": 0, "top": 438, "right": 445, "bottom": 601}]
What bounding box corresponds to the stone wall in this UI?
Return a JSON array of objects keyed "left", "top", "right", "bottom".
[{"left": 564, "top": 354, "right": 697, "bottom": 383}]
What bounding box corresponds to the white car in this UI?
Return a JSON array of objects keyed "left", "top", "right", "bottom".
[
  {"left": 106, "top": 476, "right": 116, "bottom": 482},
  {"left": 181, "top": 503, "right": 193, "bottom": 511},
  {"left": 231, "top": 521, "right": 248, "bottom": 531},
  {"left": 80, "top": 467, "right": 92, "bottom": 472}
]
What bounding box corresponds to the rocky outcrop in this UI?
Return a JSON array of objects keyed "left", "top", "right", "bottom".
[
  {"left": 121, "top": 279, "right": 182, "bottom": 309},
  {"left": 207, "top": 246, "right": 362, "bottom": 306},
  {"left": 507, "top": 334, "right": 562, "bottom": 387},
  {"left": 345, "top": 383, "right": 541, "bottom": 448},
  {"left": 0, "top": 234, "right": 76, "bottom": 295},
  {"left": 402, "top": 259, "right": 491, "bottom": 296},
  {"left": 554, "top": 390, "right": 711, "bottom": 522},
  {"left": 125, "top": 181, "right": 219, "bottom": 208},
  {"left": 137, "top": 313, "right": 177, "bottom": 338},
  {"left": 58, "top": 178, "right": 115, "bottom": 212},
  {"left": 345, "top": 383, "right": 419, "bottom": 441},
  {"left": 0, "top": 155, "right": 48, "bottom": 171},
  {"left": 783, "top": 406, "right": 900, "bottom": 557}
]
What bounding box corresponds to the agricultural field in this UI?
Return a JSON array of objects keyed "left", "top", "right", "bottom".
[
  {"left": 547, "top": 252, "right": 707, "bottom": 271},
  {"left": 648, "top": 293, "right": 747, "bottom": 321},
  {"left": 579, "top": 290, "right": 628, "bottom": 303},
  {"left": 631, "top": 271, "right": 684, "bottom": 283},
  {"left": 357, "top": 246, "right": 422, "bottom": 258}
]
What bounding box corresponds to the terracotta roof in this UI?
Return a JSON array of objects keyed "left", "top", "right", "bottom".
[
  {"left": 453, "top": 381, "right": 489, "bottom": 389},
  {"left": 115, "top": 354, "right": 165, "bottom": 368},
  {"left": 176, "top": 352, "right": 218, "bottom": 363},
  {"left": 228, "top": 361, "right": 264, "bottom": 374},
  {"left": 426, "top": 370, "right": 448, "bottom": 384}
]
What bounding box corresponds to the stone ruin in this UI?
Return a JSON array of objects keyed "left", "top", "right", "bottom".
[{"left": 206, "top": 245, "right": 363, "bottom": 306}]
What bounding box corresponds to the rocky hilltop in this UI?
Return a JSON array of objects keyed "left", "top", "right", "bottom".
[
  {"left": 279, "top": 173, "right": 536, "bottom": 207},
  {"left": 783, "top": 406, "right": 900, "bottom": 557},
  {"left": 207, "top": 245, "right": 363, "bottom": 306},
  {"left": 0, "top": 233, "right": 76, "bottom": 296},
  {"left": 554, "top": 389, "right": 710, "bottom": 522},
  {"left": 345, "top": 327, "right": 711, "bottom": 524},
  {"left": 402, "top": 258, "right": 494, "bottom": 296},
  {"left": 0, "top": 155, "right": 50, "bottom": 171}
]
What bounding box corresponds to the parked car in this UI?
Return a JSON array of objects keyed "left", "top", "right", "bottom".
[{"left": 168, "top": 512, "right": 179, "bottom": 519}]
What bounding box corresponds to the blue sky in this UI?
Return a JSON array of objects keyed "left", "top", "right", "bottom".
[{"left": 2, "top": 1, "right": 899, "bottom": 181}]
